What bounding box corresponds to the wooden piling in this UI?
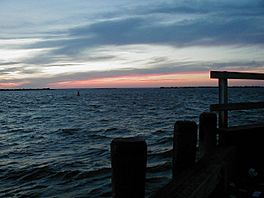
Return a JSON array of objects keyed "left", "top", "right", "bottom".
[
  {"left": 111, "top": 137, "right": 147, "bottom": 198},
  {"left": 199, "top": 112, "right": 217, "bottom": 155},
  {"left": 173, "top": 121, "right": 197, "bottom": 179}
]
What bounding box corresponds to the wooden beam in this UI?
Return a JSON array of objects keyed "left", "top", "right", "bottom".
[
  {"left": 218, "top": 78, "right": 228, "bottom": 128},
  {"left": 150, "top": 147, "right": 236, "bottom": 198},
  {"left": 210, "top": 71, "right": 264, "bottom": 80},
  {"left": 210, "top": 102, "right": 264, "bottom": 111}
]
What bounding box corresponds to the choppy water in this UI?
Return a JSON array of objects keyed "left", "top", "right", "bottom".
[{"left": 0, "top": 88, "right": 263, "bottom": 197}]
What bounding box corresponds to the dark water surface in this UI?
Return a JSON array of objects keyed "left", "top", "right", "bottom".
[{"left": 0, "top": 88, "right": 263, "bottom": 197}]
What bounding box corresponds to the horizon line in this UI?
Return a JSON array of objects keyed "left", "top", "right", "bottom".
[{"left": 1, "top": 85, "right": 264, "bottom": 91}]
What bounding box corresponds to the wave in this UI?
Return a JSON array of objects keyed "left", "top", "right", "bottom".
[
  {"left": 147, "top": 162, "right": 172, "bottom": 173},
  {"left": 89, "top": 134, "right": 110, "bottom": 140},
  {"left": 1, "top": 88, "right": 262, "bottom": 197},
  {"left": 2, "top": 164, "right": 111, "bottom": 182},
  {"left": 104, "top": 127, "right": 118, "bottom": 132},
  {"left": 55, "top": 128, "right": 81, "bottom": 135},
  {"left": 149, "top": 149, "right": 172, "bottom": 158},
  {"left": 2, "top": 165, "right": 52, "bottom": 182},
  {"left": 76, "top": 167, "right": 111, "bottom": 180}
]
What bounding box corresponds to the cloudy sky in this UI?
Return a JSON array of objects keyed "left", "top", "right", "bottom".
[{"left": 0, "top": 0, "right": 264, "bottom": 88}]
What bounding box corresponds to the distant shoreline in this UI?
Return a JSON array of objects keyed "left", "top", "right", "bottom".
[
  {"left": 0, "top": 86, "right": 263, "bottom": 91},
  {"left": 0, "top": 88, "right": 53, "bottom": 91},
  {"left": 160, "top": 86, "right": 264, "bottom": 89}
]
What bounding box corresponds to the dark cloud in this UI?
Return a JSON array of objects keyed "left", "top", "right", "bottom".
[
  {"left": 0, "top": 63, "right": 40, "bottom": 75},
  {"left": 0, "top": 61, "right": 21, "bottom": 66},
  {"left": 212, "top": 61, "right": 264, "bottom": 70},
  {"left": 148, "top": 1, "right": 264, "bottom": 16},
  {"left": 25, "top": 1, "right": 264, "bottom": 59},
  {"left": 0, "top": 68, "right": 18, "bottom": 74},
  {"left": 62, "top": 16, "right": 264, "bottom": 51},
  {"left": 4, "top": 0, "right": 262, "bottom": 88},
  {"left": 0, "top": 62, "right": 22, "bottom": 74}
]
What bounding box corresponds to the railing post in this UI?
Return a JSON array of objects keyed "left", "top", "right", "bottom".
[
  {"left": 111, "top": 137, "right": 147, "bottom": 198},
  {"left": 219, "top": 78, "right": 228, "bottom": 128},
  {"left": 173, "top": 121, "right": 197, "bottom": 179},
  {"left": 199, "top": 112, "right": 217, "bottom": 155}
]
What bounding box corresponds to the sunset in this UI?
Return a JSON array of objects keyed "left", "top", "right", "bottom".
[
  {"left": 1, "top": 1, "right": 264, "bottom": 197},
  {"left": 1, "top": 0, "right": 264, "bottom": 88}
]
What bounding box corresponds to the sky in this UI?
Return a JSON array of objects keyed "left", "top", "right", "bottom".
[{"left": 0, "top": 0, "right": 264, "bottom": 88}]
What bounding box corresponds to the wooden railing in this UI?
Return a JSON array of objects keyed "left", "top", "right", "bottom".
[
  {"left": 210, "top": 71, "right": 264, "bottom": 128},
  {"left": 110, "top": 72, "right": 264, "bottom": 197},
  {"left": 111, "top": 113, "right": 238, "bottom": 198}
]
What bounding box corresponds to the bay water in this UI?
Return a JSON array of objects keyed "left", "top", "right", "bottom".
[{"left": 0, "top": 88, "right": 263, "bottom": 197}]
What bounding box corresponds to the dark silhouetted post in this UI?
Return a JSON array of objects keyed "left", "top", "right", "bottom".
[
  {"left": 219, "top": 78, "right": 228, "bottom": 128},
  {"left": 173, "top": 121, "right": 197, "bottom": 179},
  {"left": 199, "top": 112, "right": 217, "bottom": 155},
  {"left": 111, "top": 137, "right": 147, "bottom": 198}
]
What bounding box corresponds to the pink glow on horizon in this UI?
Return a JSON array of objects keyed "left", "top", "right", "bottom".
[
  {"left": 1, "top": 71, "right": 263, "bottom": 89},
  {"left": 0, "top": 82, "right": 28, "bottom": 89},
  {"left": 49, "top": 71, "right": 218, "bottom": 88},
  {"left": 49, "top": 70, "right": 264, "bottom": 88}
]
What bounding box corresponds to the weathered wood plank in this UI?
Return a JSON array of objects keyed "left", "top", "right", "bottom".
[
  {"left": 199, "top": 112, "right": 217, "bottom": 155},
  {"left": 218, "top": 124, "right": 264, "bottom": 185},
  {"left": 210, "top": 71, "right": 264, "bottom": 80},
  {"left": 210, "top": 102, "right": 264, "bottom": 111},
  {"left": 150, "top": 147, "right": 236, "bottom": 198},
  {"left": 218, "top": 78, "right": 228, "bottom": 128}
]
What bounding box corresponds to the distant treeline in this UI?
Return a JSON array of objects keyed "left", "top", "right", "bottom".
[
  {"left": 0, "top": 88, "right": 53, "bottom": 91},
  {"left": 160, "top": 86, "right": 264, "bottom": 89}
]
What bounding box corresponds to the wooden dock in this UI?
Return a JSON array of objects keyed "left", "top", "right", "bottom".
[{"left": 110, "top": 71, "right": 264, "bottom": 198}]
